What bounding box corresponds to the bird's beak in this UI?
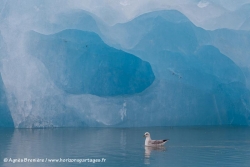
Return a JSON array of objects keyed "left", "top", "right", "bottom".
[{"left": 143, "top": 135, "right": 146, "bottom": 137}]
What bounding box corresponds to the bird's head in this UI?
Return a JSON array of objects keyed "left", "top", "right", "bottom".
[{"left": 143, "top": 132, "right": 150, "bottom": 138}]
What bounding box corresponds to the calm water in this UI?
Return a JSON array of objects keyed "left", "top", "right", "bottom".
[{"left": 0, "top": 126, "right": 250, "bottom": 167}]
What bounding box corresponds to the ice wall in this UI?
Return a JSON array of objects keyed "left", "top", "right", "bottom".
[
  {"left": 0, "top": 74, "right": 14, "bottom": 127},
  {"left": 0, "top": 1, "right": 250, "bottom": 127}
]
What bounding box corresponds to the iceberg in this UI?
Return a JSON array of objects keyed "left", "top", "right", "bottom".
[
  {"left": 0, "top": 74, "right": 14, "bottom": 127},
  {"left": 0, "top": 1, "right": 250, "bottom": 127}
]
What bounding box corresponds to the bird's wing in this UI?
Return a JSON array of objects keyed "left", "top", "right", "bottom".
[{"left": 150, "top": 139, "right": 168, "bottom": 144}]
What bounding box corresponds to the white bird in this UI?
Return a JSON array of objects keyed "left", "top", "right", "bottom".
[{"left": 143, "top": 132, "right": 168, "bottom": 146}]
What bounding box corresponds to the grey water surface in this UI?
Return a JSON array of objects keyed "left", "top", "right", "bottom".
[{"left": 1, "top": 126, "right": 250, "bottom": 167}]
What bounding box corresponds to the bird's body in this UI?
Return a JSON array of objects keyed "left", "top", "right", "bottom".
[{"left": 144, "top": 132, "right": 168, "bottom": 146}]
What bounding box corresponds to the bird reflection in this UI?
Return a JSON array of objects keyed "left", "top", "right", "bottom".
[{"left": 144, "top": 146, "right": 166, "bottom": 164}]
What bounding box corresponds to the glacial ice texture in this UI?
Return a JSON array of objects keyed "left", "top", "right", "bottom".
[{"left": 0, "top": 1, "right": 250, "bottom": 127}]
